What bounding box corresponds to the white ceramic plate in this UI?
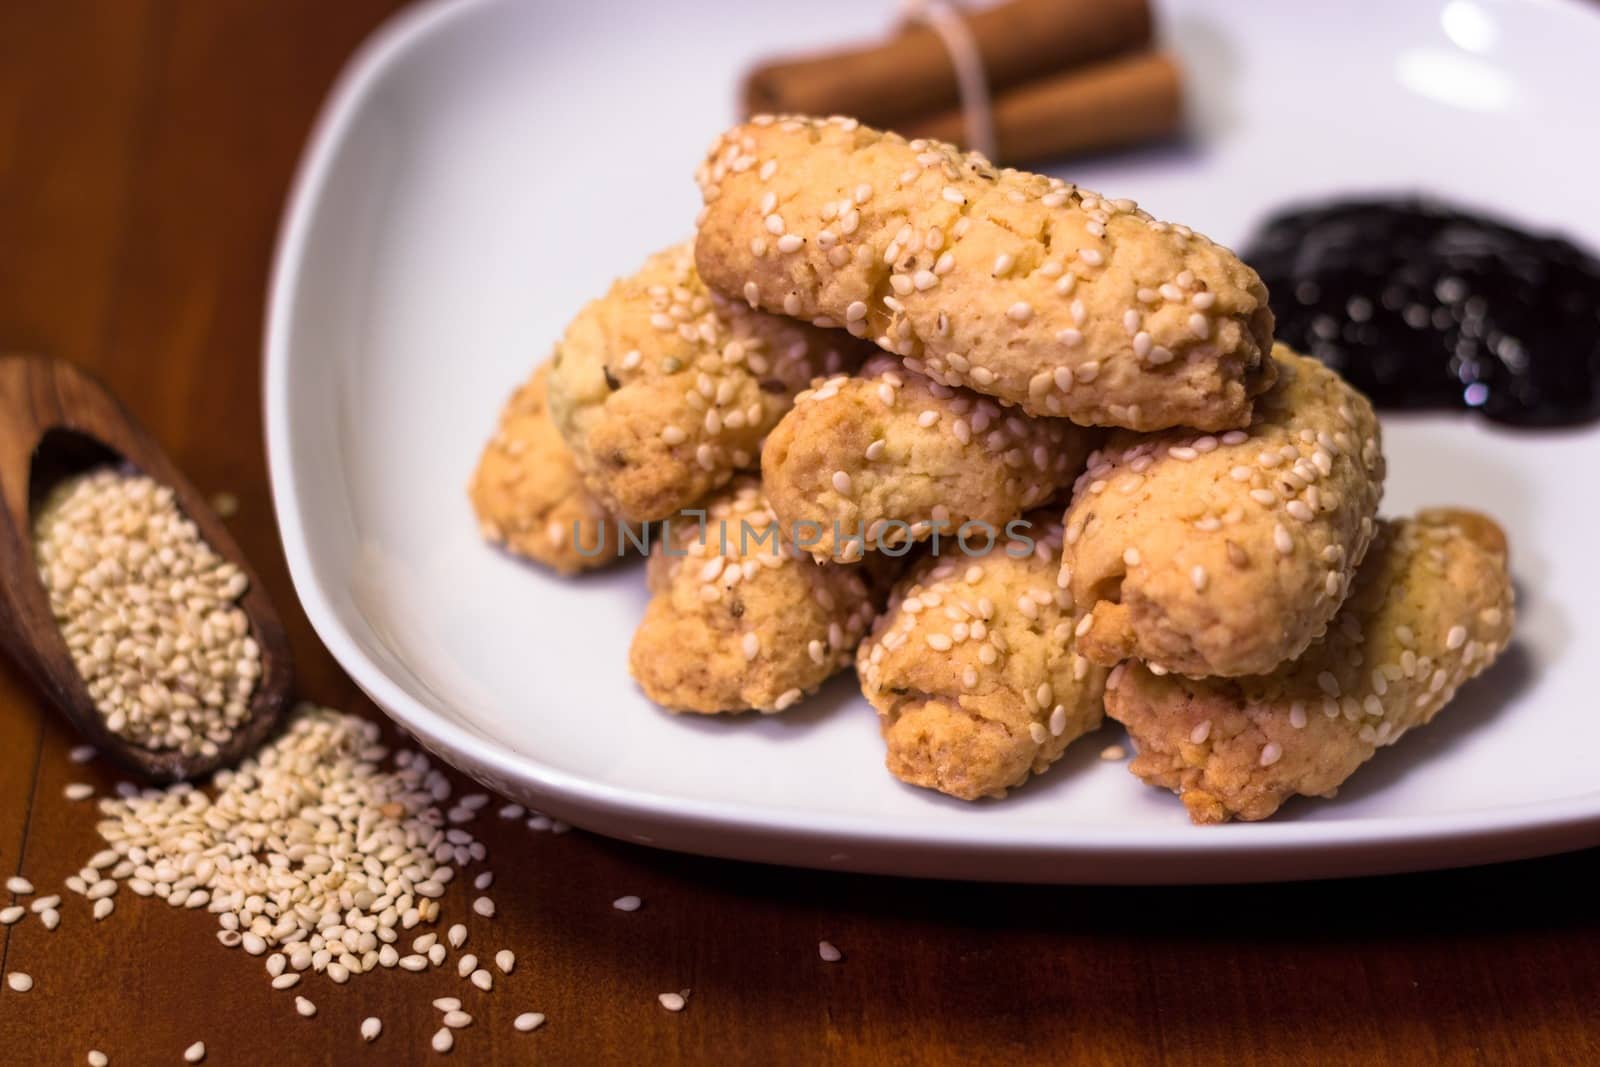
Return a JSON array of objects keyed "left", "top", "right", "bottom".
[{"left": 266, "top": 0, "right": 1600, "bottom": 882}]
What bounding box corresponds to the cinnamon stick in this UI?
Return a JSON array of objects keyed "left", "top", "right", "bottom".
[
  {"left": 903, "top": 50, "right": 1183, "bottom": 163},
  {"left": 742, "top": 0, "right": 1152, "bottom": 129}
]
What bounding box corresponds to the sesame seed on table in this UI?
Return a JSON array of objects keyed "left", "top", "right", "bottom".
[{"left": 0, "top": 2, "right": 1597, "bottom": 1065}]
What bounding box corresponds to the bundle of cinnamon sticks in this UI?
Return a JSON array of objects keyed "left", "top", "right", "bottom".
[{"left": 742, "top": 0, "right": 1181, "bottom": 165}]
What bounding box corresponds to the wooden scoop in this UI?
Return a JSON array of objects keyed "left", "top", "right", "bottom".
[{"left": 0, "top": 353, "right": 292, "bottom": 782}]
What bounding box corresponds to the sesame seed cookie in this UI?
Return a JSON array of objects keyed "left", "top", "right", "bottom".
[
  {"left": 547, "top": 242, "right": 870, "bottom": 523},
  {"left": 694, "top": 115, "right": 1275, "bottom": 431},
  {"left": 1062, "top": 346, "right": 1385, "bottom": 678},
  {"left": 857, "top": 513, "right": 1107, "bottom": 800},
  {"left": 469, "top": 361, "right": 625, "bottom": 575},
  {"left": 629, "top": 479, "right": 888, "bottom": 714},
  {"left": 762, "top": 354, "right": 1096, "bottom": 563},
  {"left": 1106, "top": 509, "right": 1514, "bottom": 823}
]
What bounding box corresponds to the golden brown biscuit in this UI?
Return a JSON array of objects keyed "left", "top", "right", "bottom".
[
  {"left": 630, "top": 479, "right": 887, "bottom": 714},
  {"left": 694, "top": 115, "right": 1274, "bottom": 431},
  {"left": 762, "top": 354, "right": 1096, "bottom": 562},
  {"left": 1107, "top": 510, "right": 1514, "bottom": 823},
  {"left": 858, "top": 513, "right": 1107, "bottom": 800},
  {"left": 1063, "top": 347, "right": 1384, "bottom": 677},
  {"left": 547, "top": 242, "right": 870, "bottom": 523},
  {"left": 469, "top": 362, "right": 625, "bottom": 575}
]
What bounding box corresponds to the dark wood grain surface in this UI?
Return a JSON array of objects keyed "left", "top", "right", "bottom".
[{"left": 1, "top": 3, "right": 1596, "bottom": 1064}]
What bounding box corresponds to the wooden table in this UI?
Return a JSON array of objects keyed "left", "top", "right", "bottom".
[{"left": 1, "top": 2, "right": 1596, "bottom": 1063}]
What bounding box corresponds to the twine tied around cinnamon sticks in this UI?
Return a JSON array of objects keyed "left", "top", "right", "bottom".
[
  {"left": 899, "top": 0, "right": 999, "bottom": 160},
  {"left": 741, "top": 0, "right": 1182, "bottom": 165}
]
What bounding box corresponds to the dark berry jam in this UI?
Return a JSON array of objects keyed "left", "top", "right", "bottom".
[{"left": 1242, "top": 197, "right": 1600, "bottom": 426}]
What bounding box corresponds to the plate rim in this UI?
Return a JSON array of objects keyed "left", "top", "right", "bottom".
[{"left": 263, "top": 0, "right": 1600, "bottom": 880}]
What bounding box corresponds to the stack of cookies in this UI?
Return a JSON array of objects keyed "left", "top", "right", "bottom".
[{"left": 470, "top": 116, "right": 1514, "bottom": 823}]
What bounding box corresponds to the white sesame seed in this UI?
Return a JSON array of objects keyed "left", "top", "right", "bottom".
[
  {"left": 6, "top": 971, "right": 32, "bottom": 992},
  {"left": 495, "top": 950, "right": 515, "bottom": 974},
  {"left": 1007, "top": 301, "right": 1033, "bottom": 323},
  {"left": 1260, "top": 743, "right": 1283, "bottom": 767},
  {"left": 69, "top": 744, "right": 97, "bottom": 763},
  {"left": 271, "top": 973, "right": 301, "bottom": 990},
  {"left": 88, "top": 1052, "right": 108, "bottom": 1067},
  {"left": 0, "top": 907, "right": 23, "bottom": 925},
  {"left": 1189, "top": 720, "right": 1212, "bottom": 744},
  {"left": 1446, "top": 625, "right": 1468, "bottom": 650},
  {"left": 295, "top": 996, "right": 317, "bottom": 1018},
  {"left": 6, "top": 876, "right": 33, "bottom": 895},
  {"left": 514, "top": 1013, "right": 546, "bottom": 1033},
  {"left": 1191, "top": 565, "right": 1208, "bottom": 592},
  {"left": 473, "top": 896, "right": 495, "bottom": 918},
  {"left": 184, "top": 1042, "right": 206, "bottom": 1063},
  {"left": 443, "top": 1011, "right": 473, "bottom": 1029},
  {"left": 818, "top": 940, "right": 842, "bottom": 962},
  {"left": 471, "top": 968, "right": 493, "bottom": 992},
  {"left": 613, "top": 895, "right": 642, "bottom": 912},
  {"left": 447, "top": 923, "right": 468, "bottom": 948},
  {"left": 362, "top": 1018, "right": 382, "bottom": 1043},
  {"left": 432, "top": 1028, "right": 454, "bottom": 1053}
]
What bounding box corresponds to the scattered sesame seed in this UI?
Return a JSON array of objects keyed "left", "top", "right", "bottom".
[
  {"left": 183, "top": 1042, "right": 206, "bottom": 1063},
  {"left": 831, "top": 470, "right": 853, "bottom": 495},
  {"left": 495, "top": 950, "right": 515, "bottom": 974},
  {"left": 1189, "top": 720, "right": 1212, "bottom": 744},
  {"left": 1259, "top": 742, "right": 1283, "bottom": 767},
  {"left": 295, "top": 996, "right": 317, "bottom": 1018},
  {"left": 659, "top": 992, "right": 688, "bottom": 1012},
  {"left": 1446, "top": 625, "right": 1468, "bottom": 650},
  {"left": 470, "top": 968, "right": 493, "bottom": 992},
  {"left": 1100, "top": 745, "right": 1126, "bottom": 761},
  {"left": 6, "top": 876, "right": 33, "bottom": 895},
  {"left": 514, "top": 1013, "right": 546, "bottom": 1033},
  {"left": 362, "top": 1018, "right": 382, "bottom": 1042},
  {"left": 89, "top": 1052, "right": 108, "bottom": 1067},
  {"left": 7, "top": 971, "right": 33, "bottom": 992},
  {"left": 818, "top": 940, "right": 842, "bottom": 962},
  {"left": 473, "top": 896, "right": 495, "bottom": 918},
  {"left": 63, "top": 782, "right": 94, "bottom": 801},
  {"left": 432, "top": 1028, "right": 454, "bottom": 1054},
  {"left": 613, "top": 895, "right": 642, "bottom": 912},
  {"left": 443, "top": 1011, "right": 473, "bottom": 1029},
  {"left": 69, "top": 745, "right": 96, "bottom": 763}
]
